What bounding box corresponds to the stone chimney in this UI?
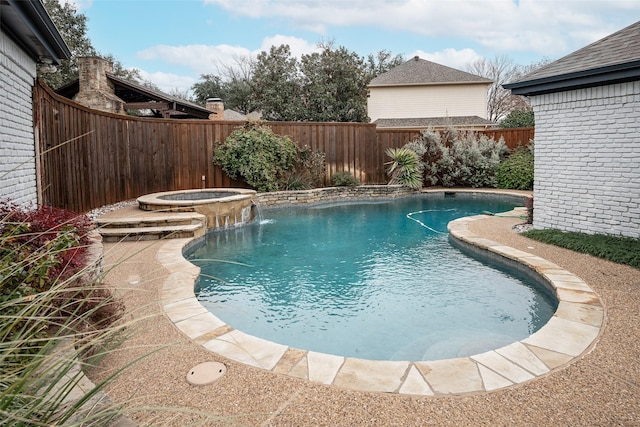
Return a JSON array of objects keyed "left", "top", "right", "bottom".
[
  {"left": 206, "top": 97, "right": 224, "bottom": 120},
  {"left": 73, "top": 56, "right": 125, "bottom": 114}
]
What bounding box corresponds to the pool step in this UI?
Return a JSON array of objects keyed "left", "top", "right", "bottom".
[
  {"left": 95, "top": 212, "right": 205, "bottom": 229},
  {"left": 96, "top": 212, "right": 206, "bottom": 242}
]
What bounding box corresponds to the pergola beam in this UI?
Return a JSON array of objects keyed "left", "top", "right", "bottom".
[{"left": 124, "top": 102, "right": 170, "bottom": 110}]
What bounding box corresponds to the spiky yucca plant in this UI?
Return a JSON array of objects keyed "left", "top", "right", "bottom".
[{"left": 385, "top": 147, "right": 423, "bottom": 189}]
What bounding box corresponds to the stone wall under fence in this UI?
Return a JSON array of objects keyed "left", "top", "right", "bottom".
[{"left": 256, "top": 185, "right": 418, "bottom": 206}]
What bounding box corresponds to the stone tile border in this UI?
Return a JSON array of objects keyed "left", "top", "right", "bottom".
[{"left": 158, "top": 196, "right": 604, "bottom": 395}]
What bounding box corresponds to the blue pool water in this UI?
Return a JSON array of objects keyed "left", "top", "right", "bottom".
[{"left": 188, "top": 195, "right": 557, "bottom": 361}]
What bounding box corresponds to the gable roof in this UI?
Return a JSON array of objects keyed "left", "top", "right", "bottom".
[
  {"left": 107, "top": 73, "right": 213, "bottom": 118},
  {"left": 369, "top": 56, "right": 492, "bottom": 87},
  {"left": 1, "top": 0, "right": 71, "bottom": 65},
  {"left": 57, "top": 73, "right": 213, "bottom": 119},
  {"left": 505, "top": 20, "right": 640, "bottom": 96}
]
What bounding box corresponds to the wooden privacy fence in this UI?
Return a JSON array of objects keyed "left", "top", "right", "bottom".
[{"left": 33, "top": 81, "right": 533, "bottom": 213}]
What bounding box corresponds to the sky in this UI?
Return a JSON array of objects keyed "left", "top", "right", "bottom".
[{"left": 71, "top": 0, "right": 640, "bottom": 94}]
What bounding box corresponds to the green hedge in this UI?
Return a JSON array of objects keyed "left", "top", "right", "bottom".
[{"left": 496, "top": 148, "right": 534, "bottom": 190}]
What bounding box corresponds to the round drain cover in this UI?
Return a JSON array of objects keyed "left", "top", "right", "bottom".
[{"left": 186, "top": 362, "right": 226, "bottom": 386}]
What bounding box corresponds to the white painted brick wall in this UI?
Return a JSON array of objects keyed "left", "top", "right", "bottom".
[
  {"left": 0, "top": 31, "right": 38, "bottom": 206},
  {"left": 531, "top": 81, "right": 640, "bottom": 238}
]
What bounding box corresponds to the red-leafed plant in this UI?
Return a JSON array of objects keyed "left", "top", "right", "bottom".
[
  {"left": 0, "top": 198, "right": 123, "bottom": 326},
  {"left": 0, "top": 197, "right": 131, "bottom": 425},
  {"left": 1, "top": 201, "right": 93, "bottom": 291}
]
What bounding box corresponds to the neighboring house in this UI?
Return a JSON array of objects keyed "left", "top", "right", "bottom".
[
  {"left": 0, "top": 0, "right": 70, "bottom": 206},
  {"left": 367, "top": 56, "right": 493, "bottom": 129},
  {"left": 56, "top": 57, "right": 214, "bottom": 120},
  {"left": 505, "top": 20, "right": 640, "bottom": 238}
]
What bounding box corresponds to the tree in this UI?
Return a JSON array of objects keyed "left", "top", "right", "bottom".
[
  {"left": 192, "top": 74, "right": 225, "bottom": 105},
  {"left": 251, "top": 45, "right": 304, "bottom": 121},
  {"left": 216, "top": 55, "right": 256, "bottom": 115},
  {"left": 39, "top": 0, "right": 96, "bottom": 89},
  {"left": 40, "top": 1, "right": 144, "bottom": 90},
  {"left": 250, "top": 43, "right": 393, "bottom": 122},
  {"left": 200, "top": 43, "right": 404, "bottom": 122},
  {"left": 466, "top": 55, "right": 553, "bottom": 123},
  {"left": 364, "top": 50, "right": 405, "bottom": 83},
  {"left": 299, "top": 43, "right": 368, "bottom": 122},
  {"left": 192, "top": 56, "right": 257, "bottom": 114},
  {"left": 223, "top": 78, "right": 256, "bottom": 115},
  {"left": 465, "top": 55, "right": 522, "bottom": 123}
]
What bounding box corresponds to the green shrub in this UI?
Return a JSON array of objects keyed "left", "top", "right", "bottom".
[
  {"left": 413, "top": 128, "right": 507, "bottom": 188},
  {"left": 213, "top": 122, "right": 298, "bottom": 192},
  {"left": 496, "top": 146, "right": 534, "bottom": 190},
  {"left": 331, "top": 171, "right": 359, "bottom": 187},
  {"left": 385, "top": 147, "right": 423, "bottom": 189},
  {"left": 498, "top": 109, "right": 535, "bottom": 128}
]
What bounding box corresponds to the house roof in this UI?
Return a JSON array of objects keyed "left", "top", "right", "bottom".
[
  {"left": 374, "top": 116, "right": 494, "bottom": 129},
  {"left": 1, "top": 0, "right": 71, "bottom": 65},
  {"left": 56, "top": 73, "right": 213, "bottom": 119},
  {"left": 223, "top": 109, "right": 246, "bottom": 121},
  {"left": 369, "top": 56, "right": 492, "bottom": 87},
  {"left": 224, "top": 109, "right": 262, "bottom": 121},
  {"left": 505, "top": 20, "right": 640, "bottom": 96}
]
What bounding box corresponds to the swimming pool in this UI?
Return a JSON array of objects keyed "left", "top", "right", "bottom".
[{"left": 188, "top": 195, "right": 557, "bottom": 361}]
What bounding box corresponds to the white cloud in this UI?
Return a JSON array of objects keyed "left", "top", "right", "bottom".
[
  {"left": 259, "top": 35, "right": 320, "bottom": 58},
  {"left": 412, "top": 48, "right": 482, "bottom": 71},
  {"left": 203, "top": 0, "right": 640, "bottom": 56},
  {"left": 135, "top": 35, "right": 320, "bottom": 92},
  {"left": 136, "top": 44, "right": 254, "bottom": 76},
  {"left": 134, "top": 0, "right": 640, "bottom": 93},
  {"left": 136, "top": 35, "right": 318, "bottom": 75},
  {"left": 136, "top": 69, "right": 197, "bottom": 95}
]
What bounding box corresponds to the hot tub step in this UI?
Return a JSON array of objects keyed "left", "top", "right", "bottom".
[
  {"left": 99, "top": 223, "right": 205, "bottom": 242},
  {"left": 95, "top": 212, "right": 206, "bottom": 229}
]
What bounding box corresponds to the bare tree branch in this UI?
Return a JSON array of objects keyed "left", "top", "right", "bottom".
[{"left": 466, "top": 56, "right": 552, "bottom": 122}]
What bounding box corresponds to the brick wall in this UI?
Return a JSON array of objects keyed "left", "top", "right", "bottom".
[
  {"left": 531, "top": 81, "right": 640, "bottom": 238},
  {"left": 0, "top": 31, "right": 38, "bottom": 206}
]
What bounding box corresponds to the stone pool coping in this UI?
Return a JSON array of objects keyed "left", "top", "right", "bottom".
[
  {"left": 138, "top": 188, "right": 257, "bottom": 210},
  {"left": 158, "top": 198, "right": 604, "bottom": 395}
]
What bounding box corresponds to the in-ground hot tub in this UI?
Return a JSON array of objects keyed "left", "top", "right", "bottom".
[{"left": 137, "top": 188, "right": 258, "bottom": 230}]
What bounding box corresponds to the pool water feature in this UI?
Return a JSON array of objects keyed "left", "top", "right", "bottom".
[
  {"left": 137, "top": 188, "right": 257, "bottom": 230},
  {"left": 188, "top": 195, "right": 558, "bottom": 361}
]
